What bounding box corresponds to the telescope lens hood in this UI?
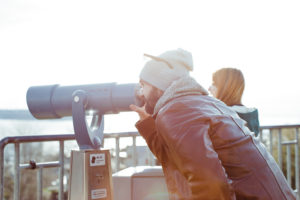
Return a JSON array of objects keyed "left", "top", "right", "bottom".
[{"left": 26, "top": 84, "right": 60, "bottom": 119}]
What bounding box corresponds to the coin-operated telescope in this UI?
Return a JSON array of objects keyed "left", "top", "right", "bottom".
[{"left": 27, "top": 83, "right": 143, "bottom": 200}]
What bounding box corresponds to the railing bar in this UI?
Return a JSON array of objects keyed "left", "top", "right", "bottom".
[
  {"left": 0, "top": 133, "right": 142, "bottom": 148},
  {"left": 59, "top": 141, "right": 64, "bottom": 200},
  {"left": 282, "top": 140, "right": 297, "bottom": 145},
  {"left": 0, "top": 134, "right": 75, "bottom": 145},
  {"left": 278, "top": 129, "right": 282, "bottom": 169},
  {"left": 287, "top": 145, "right": 291, "bottom": 186},
  {"left": 261, "top": 125, "right": 300, "bottom": 129},
  {"left": 14, "top": 143, "right": 20, "bottom": 200},
  {"left": 37, "top": 168, "right": 43, "bottom": 200},
  {"left": 104, "top": 132, "right": 140, "bottom": 138},
  {"left": 116, "top": 137, "right": 120, "bottom": 171},
  {"left": 19, "top": 161, "right": 60, "bottom": 169},
  {"left": 132, "top": 136, "right": 137, "bottom": 167}
]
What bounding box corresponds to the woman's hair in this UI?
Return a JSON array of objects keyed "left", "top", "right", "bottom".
[{"left": 212, "top": 68, "right": 245, "bottom": 106}]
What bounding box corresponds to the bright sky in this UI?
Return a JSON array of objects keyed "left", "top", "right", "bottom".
[{"left": 0, "top": 0, "right": 300, "bottom": 125}]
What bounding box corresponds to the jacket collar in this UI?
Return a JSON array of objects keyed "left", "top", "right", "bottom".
[{"left": 153, "top": 76, "right": 208, "bottom": 115}]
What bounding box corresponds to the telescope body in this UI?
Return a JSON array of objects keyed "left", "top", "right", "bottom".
[{"left": 27, "top": 83, "right": 142, "bottom": 119}]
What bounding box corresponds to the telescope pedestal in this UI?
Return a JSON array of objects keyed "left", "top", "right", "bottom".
[
  {"left": 26, "top": 83, "right": 144, "bottom": 200},
  {"left": 68, "top": 149, "right": 113, "bottom": 200}
]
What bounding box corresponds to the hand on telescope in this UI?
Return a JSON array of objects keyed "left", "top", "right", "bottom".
[{"left": 130, "top": 104, "right": 150, "bottom": 121}]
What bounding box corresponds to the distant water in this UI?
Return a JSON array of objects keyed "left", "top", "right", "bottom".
[
  {"left": 0, "top": 110, "right": 139, "bottom": 137},
  {"left": 1, "top": 109, "right": 299, "bottom": 139},
  {"left": 0, "top": 119, "right": 74, "bottom": 138},
  {"left": 0, "top": 111, "right": 143, "bottom": 154}
]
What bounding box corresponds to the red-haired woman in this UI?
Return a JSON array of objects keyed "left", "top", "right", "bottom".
[{"left": 209, "top": 68, "right": 260, "bottom": 136}]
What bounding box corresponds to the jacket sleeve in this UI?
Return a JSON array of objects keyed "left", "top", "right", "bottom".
[
  {"left": 135, "top": 116, "right": 166, "bottom": 162},
  {"left": 156, "top": 104, "right": 235, "bottom": 199}
]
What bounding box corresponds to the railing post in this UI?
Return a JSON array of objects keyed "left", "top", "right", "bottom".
[
  {"left": 259, "top": 128, "right": 263, "bottom": 141},
  {"left": 270, "top": 129, "right": 273, "bottom": 155},
  {"left": 116, "top": 137, "right": 120, "bottom": 171},
  {"left": 278, "top": 129, "right": 282, "bottom": 169},
  {"left": 132, "top": 136, "right": 137, "bottom": 167},
  {"left": 286, "top": 145, "right": 291, "bottom": 186},
  {"left": 0, "top": 145, "right": 4, "bottom": 200},
  {"left": 14, "top": 143, "right": 20, "bottom": 200},
  {"left": 37, "top": 168, "right": 43, "bottom": 200},
  {"left": 147, "top": 150, "right": 154, "bottom": 166},
  {"left": 59, "top": 141, "right": 64, "bottom": 200},
  {"left": 295, "top": 128, "right": 299, "bottom": 199}
]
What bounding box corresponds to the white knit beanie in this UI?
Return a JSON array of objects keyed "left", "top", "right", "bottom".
[{"left": 140, "top": 48, "right": 193, "bottom": 91}]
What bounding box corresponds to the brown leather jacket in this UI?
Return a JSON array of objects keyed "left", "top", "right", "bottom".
[{"left": 135, "top": 77, "right": 295, "bottom": 200}]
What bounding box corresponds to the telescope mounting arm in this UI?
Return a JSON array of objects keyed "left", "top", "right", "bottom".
[{"left": 72, "top": 90, "right": 104, "bottom": 150}]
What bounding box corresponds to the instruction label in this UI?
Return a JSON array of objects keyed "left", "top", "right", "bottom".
[
  {"left": 91, "top": 188, "right": 107, "bottom": 199},
  {"left": 90, "top": 153, "right": 105, "bottom": 166}
]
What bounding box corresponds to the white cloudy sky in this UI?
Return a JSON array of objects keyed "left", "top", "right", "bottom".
[{"left": 0, "top": 0, "right": 300, "bottom": 125}]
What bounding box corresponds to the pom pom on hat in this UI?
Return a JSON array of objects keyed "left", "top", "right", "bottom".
[{"left": 140, "top": 48, "right": 193, "bottom": 91}]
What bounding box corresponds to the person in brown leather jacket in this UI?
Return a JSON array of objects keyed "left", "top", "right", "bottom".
[{"left": 130, "top": 49, "right": 296, "bottom": 200}]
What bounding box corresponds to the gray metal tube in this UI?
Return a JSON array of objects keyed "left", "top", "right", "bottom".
[
  {"left": 278, "top": 129, "right": 282, "bottom": 169},
  {"left": 14, "top": 143, "right": 20, "bottom": 200},
  {"left": 287, "top": 145, "right": 291, "bottom": 186},
  {"left": 27, "top": 83, "right": 143, "bottom": 119},
  {"left": 59, "top": 141, "right": 64, "bottom": 200},
  {"left": 295, "top": 128, "right": 299, "bottom": 199},
  {"left": 0, "top": 144, "right": 4, "bottom": 200},
  {"left": 37, "top": 168, "right": 43, "bottom": 200}
]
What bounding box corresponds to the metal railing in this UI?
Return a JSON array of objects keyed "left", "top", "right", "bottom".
[
  {"left": 0, "top": 132, "right": 152, "bottom": 200},
  {"left": 1, "top": 125, "right": 299, "bottom": 200},
  {"left": 0, "top": 134, "right": 74, "bottom": 200},
  {"left": 259, "top": 124, "right": 300, "bottom": 198}
]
